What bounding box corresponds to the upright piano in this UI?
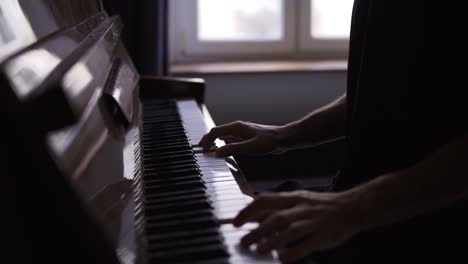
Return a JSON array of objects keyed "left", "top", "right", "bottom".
[{"left": 1, "top": 1, "right": 279, "bottom": 263}]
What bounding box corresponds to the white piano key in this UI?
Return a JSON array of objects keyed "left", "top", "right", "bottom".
[
  {"left": 205, "top": 181, "right": 241, "bottom": 189},
  {"left": 177, "top": 100, "right": 279, "bottom": 263},
  {"left": 208, "top": 191, "right": 245, "bottom": 200},
  {"left": 203, "top": 177, "right": 237, "bottom": 184},
  {"left": 219, "top": 224, "right": 280, "bottom": 264}
]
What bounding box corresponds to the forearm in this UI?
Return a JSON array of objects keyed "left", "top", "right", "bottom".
[
  {"left": 342, "top": 135, "right": 468, "bottom": 233},
  {"left": 278, "top": 94, "right": 347, "bottom": 146}
]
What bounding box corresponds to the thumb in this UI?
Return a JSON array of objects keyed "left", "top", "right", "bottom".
[{"left": 216, "top": 139, "right": 257, "bottom": 157}]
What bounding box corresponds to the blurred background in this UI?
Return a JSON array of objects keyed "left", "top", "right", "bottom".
[{"left": 170, "top": 0, "right": 353, "bottom": 125}]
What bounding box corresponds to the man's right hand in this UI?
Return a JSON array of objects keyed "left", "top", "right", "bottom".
[{"left": 198, "top": 121, "right": 286, "bottom": 157}]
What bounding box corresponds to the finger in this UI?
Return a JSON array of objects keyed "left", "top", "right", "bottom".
[
  {"left": 257, "top": 220, "right": 314, "bottom": 254},
  {"left": 198, "top": 122, "right": 249, "bottom": 149},
  {"left": 255, "top": 205, "right": 314, "bottom": 253},
  {"left": 240, "top": 211, "right": 292, "bottom": 248},
  {"left": 198, "top": 125, "right": 235, "bottom": 149},
  {"left": 219, "top": 135, "right": 246, "bottom": 143},
  {"left": 215, "top": 138, "right": 257, "bottom": 157},
  {"left": 233, "top": 193, "right": 298, "bottom": 227},
  {"left": 278, "top": 235, "right": 322, "bottom": 264}
]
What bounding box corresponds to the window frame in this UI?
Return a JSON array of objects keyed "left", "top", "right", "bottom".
[{"left": 170, "top": 0, "right": 351, "bottom": 64}]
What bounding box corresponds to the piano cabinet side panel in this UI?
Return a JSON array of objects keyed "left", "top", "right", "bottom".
[{"left": 1, "top": 86, "right": 120, "bottom": 264}]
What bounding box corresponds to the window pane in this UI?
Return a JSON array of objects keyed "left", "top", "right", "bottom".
[
  {"left": 198, "top": 0, "right": 283, "bottom": 41},
  {"left": 311, "top": 0, "right": 353, "bottom": 39}
]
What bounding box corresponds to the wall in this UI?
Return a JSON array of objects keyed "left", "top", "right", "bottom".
[{"left": 176, "top": 72, "right": 347, "bottom": 125}]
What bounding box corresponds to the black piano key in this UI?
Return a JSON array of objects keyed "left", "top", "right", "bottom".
[
  {"left": 143, "top": 105, "right": 177, "bottom": 110},
  {"left": 142, "top": 126, "right": 185, "bottom": 133},
  {"left": 145, "top": 130, "right": 189, "bottom": 140},
  {"left": 142, "top": 137, "right": 188, "bottom": 144},
  {"left": 143, "top": 143, "right": 192, "bottom": 151},
  {"left": 143, "top": 160, "right": 198, "bottom": 171},
  {"left": 143, "top": 108, "right": 174, "bottom": 113},
  {"left": 142, "top": 126, "right": 185, "bottom": 132},
  {"left": 180, "top": 259, "right": 230, "bottom": 264},
  {"left": 144, "top": 163, "right": 198, "bottom": 173},
  {"left": 146, "top": 215, "right": 218, "bottom": 233},
  {"left": 144, "top": 166, "right": 199, "bottom": 175},
  {"left": 148, "top": 235, "right": 224, "bottom": 252},
  {"left": 144, "top": 189, "right": 205, "bottom": 201},
  {"left": 146, "top": 161, "right": 198, "bottom": 168},
  {"left": 143, "top": 180, "right": 205, "bottom": 194},
  {"left": 145, "top": 171, "right": 200, "bottom": 181},
  {"left": 142, "top": 115, "right": 181, "bottom": 121},
  {"left": 142, "top": 122, "right": 183, "bottom": 128},
  {"left": 147, "top": 226, "right": 219, "bottom": 244},
  {"left": 142, "top": 139, "right": 191, "bottom": 148},
  {"left": 148, "top": 244, "right": 229, "bottom": 263},
  {"left": 144, "top": 144, "right": 192, "bottom": 153},
  {"left": 144, "top": 199, "right": 212, "bottom": 216},
  {"left": 142, "top": 120, "right": 183, "bottom": 126},
  {"left": 144, "top": 180, "right": 205, "bottom": 195},
  {"left": 143, "top": 100, "right": 175, "bottom": 104},
  {"left": 145, "top": 167, "right": 200, "bottom": 177},
  {"left": 145, "top": 208, "right": 213, "bottom": 224},
  {"left": 142, "top": 121, "right": 183, "bottom": 128},
  {"left": 144, "top": 174, "right": 202, "bottom": 186},
  {"left": 140, "top": 99, "right": 232, "bottom": 263},
  {"left": 143, "top": 104, "right": 177, "bottom": 110},
  {"left": 144, "top": 154, "right": 196, "bottom": 164},
  {"left": 144, "top": 136, "right": 190, "bottom": 144},
  {"left": 144, "top": 163, "right": 198, "bottom": 172},
  {"left": 142, "top": 134, "right": 188, "bottom": 141},
  {"left": 145, "top": 192, "right": 207, "bottom": 207},
  {"left": 143, "top": 114, "right": 180, "bottom": 120},
  {"left": 143, "top": 131, "right": 188, "bottom": 139},
  {"left": 143, "top": 149, "right": 193, "bottom": 157}
]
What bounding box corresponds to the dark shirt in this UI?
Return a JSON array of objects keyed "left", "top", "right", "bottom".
[{"left": 330, "top": 0, "right": 468, "bottom": 262}]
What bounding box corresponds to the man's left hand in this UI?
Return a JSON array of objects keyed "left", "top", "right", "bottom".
[{"left": 233, "top": 191, "right": 360, "bottom": 263}]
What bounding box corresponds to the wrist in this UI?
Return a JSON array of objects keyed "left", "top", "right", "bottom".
[
  {"left": 277, "top": 122, "right": 302, "bottom": 147},
  {"left": 336, "top": 190, "right": 371, "bottom": 235}
]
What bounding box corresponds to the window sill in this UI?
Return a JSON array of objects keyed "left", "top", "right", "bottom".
[{"left": 171, "top": 60, "right": 348, "bottom": 75}]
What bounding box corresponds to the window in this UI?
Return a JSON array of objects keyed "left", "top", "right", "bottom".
[
  {"left": 198, "top": 0, "right": 283, "bottom": 41},
  {"left": 171, "top": 0, "right": 353, "bottom": 63}
]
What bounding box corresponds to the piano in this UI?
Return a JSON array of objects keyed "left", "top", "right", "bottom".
[{"left": 1, "top": 1, "right": 279, "bottom": 263}]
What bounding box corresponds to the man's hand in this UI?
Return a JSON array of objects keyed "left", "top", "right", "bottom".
[
  {"left": 233, "top": 191, "right": 360, "bottom": 263},
  {"left": 198, "top": 121, "right": 286, "bottom": 157}
]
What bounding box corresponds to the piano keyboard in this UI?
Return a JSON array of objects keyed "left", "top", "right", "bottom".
[{"left": 140, "top": 99, "right": 278, "bottom": 263}]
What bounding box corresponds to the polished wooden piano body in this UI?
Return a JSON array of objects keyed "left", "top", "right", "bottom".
[{"left": 1, "top": 1, "right": 276, "bottom": 263}]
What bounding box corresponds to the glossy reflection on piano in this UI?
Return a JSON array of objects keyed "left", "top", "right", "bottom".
[{"left": 1, "top": 1, "right": 278, "bottom": 263}]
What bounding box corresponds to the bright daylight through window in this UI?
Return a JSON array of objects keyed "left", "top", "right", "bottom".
[
  {"left": 198, "top": 0, "right": 283, "bottom": 41},
  {"left": 172, "top": 0, "right": 354, "bottom": 61},
  {"left": 311, "top": 0, "right": 353, "bottom": 39}
]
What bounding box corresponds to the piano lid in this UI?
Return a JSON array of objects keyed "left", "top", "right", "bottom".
[
  {"left": 0, "top": 0, "right": 101, "bottom": 63},
  {"left": 1, "top": 15, "right": 136, "bottom": 131},
  {"left": 2, "top": 13, "right": 105, "bottom": 99}
]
